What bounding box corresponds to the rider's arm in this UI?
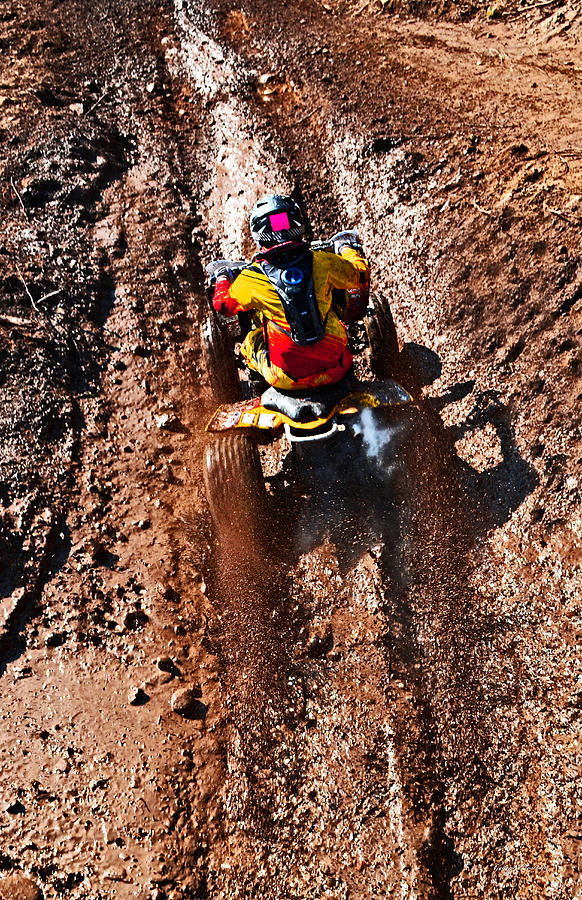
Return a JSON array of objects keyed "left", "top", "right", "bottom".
[
  {"left": 327, "top": 248, "right": 370, "bottom": 322},
  {"left": 212, "top": 276, "right": 244, "bottom": 317},
  {"left": 213, "top": 266, "right": 265, "bottom": 317},
  {"left": 338, "top": 245, "right": 370, "bottom": 277},
  {"left": 326, "top": 246, "right": 370, "bottom": 287}
]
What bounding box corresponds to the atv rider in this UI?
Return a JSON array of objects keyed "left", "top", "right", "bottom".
[{"left": 212, "top": 194, "right": 370, "bottom": 391}]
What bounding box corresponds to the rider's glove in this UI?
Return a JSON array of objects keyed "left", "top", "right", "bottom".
[
  {"left": 332, "top": 230, "right": 364, "bottom": 256},
  {"left": 212, "top": 277, "right": 244, "bottom": 317},
  {"left": 213, "top": 265, "right": 235, "bottom": 283},
  {"left": 338, "top": 240, "right": 364, "bottom": 256}
]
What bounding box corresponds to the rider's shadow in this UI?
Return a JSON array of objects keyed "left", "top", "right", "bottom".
[
  {"left": 271, "top": 341, "right": 538, "bottom": 567},
  {"left": 429, "top": 388, "right": 538, "bottom": 535},
  {"left": 254, "top": 345, "right": 539, "bottom": 850},
  {"left": 405, "top": 340, "right": 538, "bottom": 535}
]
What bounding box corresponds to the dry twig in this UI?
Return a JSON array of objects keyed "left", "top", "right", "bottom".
[
  {"left": 85, "top": 89, "right": 108, "bottom": 115},
  {"left": 38, "top": 288, "right": 62, "bottom": 304},
  {"left": 15, "top": 264, "right": 39, "bottom": 311},
  {"left": 472, "top": 199, "right": 493, "bottom": 216},
  {"left": 0, "top": 314, "right": 34, "bottom": 328},
  {"left": 11, "top": 271, "right": 62, "bottom": 313},
  {"left": 544, "top": 204, "right": 581, "bottom": 224},
  {"left": 514, "top": 0, "right": 562, "bottom": 13},
  {"left": 10, "top": 178, "right": 29, "bottom": 220},
  {"left": 294, "top": 105, "right": 322, "bottom": 125}
]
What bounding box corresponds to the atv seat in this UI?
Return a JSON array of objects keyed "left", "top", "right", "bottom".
[{"left": 261, "top": 376, "right": 353, "bottom": 423}]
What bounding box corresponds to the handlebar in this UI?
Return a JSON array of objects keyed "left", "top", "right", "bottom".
[
  {"left": 206, "top": 230, "right": 361, "bottom": 284},
  {"left": 312, "top": 229, "right": 360, "bottom": 253},
  {"left": 205, "top": 258, "right": 249, "bottom": 281}
]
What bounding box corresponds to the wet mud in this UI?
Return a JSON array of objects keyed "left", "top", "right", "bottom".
[{"left": 1, "top": 0, "right": 581, "bottom": 898}]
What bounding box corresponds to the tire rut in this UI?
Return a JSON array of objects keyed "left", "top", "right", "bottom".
[
  {"left": 181, "top": 3, "right": 473, "bottom": 894},
  {"left": 200, "top": 403, "right": 471, "bottom": 898}
]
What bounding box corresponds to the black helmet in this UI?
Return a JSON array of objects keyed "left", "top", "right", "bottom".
[{"left": 249, "top": 194, "right": 305, "bottom": 247}]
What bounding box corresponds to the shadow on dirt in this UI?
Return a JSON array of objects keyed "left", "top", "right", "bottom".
[
  {"left": 381, "top": 360, "right": 538, "bottom": 895},
  {"left": 405, "top": 340, "right": 538, "bottom": 534},
  {"left": 448, "top": 389, "right": 539, "bottom": 528},
  {"left": 0, "top": 518, "right": 71, "bottom": 676}
]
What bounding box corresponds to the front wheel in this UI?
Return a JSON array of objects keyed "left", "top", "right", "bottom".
[
  {"left": 200, "top": 313, "right": 241, "bottom": 403},
  {"left": 365, "top": 294, "right": 400, "bottom": 379}
]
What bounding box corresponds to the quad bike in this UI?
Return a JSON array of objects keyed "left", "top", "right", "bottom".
[{"left": 200, "top": 234, "right": 413, "bottom": 541}]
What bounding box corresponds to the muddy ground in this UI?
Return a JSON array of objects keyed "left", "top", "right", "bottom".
[{"left": 1, "top": 0, "right": 581, "bottom": 897}]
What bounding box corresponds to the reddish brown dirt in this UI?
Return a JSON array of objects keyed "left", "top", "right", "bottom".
[{"left": 1, "top": 1, "right": 581, "bottom": 898}]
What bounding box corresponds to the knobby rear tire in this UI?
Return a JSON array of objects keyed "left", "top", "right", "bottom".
[{"left": 203, "top": 432, "right": 266, "bottom": 545}]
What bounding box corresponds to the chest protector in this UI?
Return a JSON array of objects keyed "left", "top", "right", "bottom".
[{"left": 257, "top": 245, "right": 325, "bottom": 346}]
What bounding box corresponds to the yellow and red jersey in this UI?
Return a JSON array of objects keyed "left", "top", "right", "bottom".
[{"left": 212, "top": 243, "right": 370, "bottom": 391}]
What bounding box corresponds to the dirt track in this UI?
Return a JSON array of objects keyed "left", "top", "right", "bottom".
[{"left": 1, "top": 1, "right": 581, "bottom": 898}]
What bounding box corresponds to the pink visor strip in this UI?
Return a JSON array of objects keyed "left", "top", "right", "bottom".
[{"left": 269, "top": 211, "right": 290, "bottom": 231}]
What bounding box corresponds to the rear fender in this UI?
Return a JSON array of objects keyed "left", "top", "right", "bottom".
[{"left": 205, "top": 379, "right": 413, "bottom": 436}]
